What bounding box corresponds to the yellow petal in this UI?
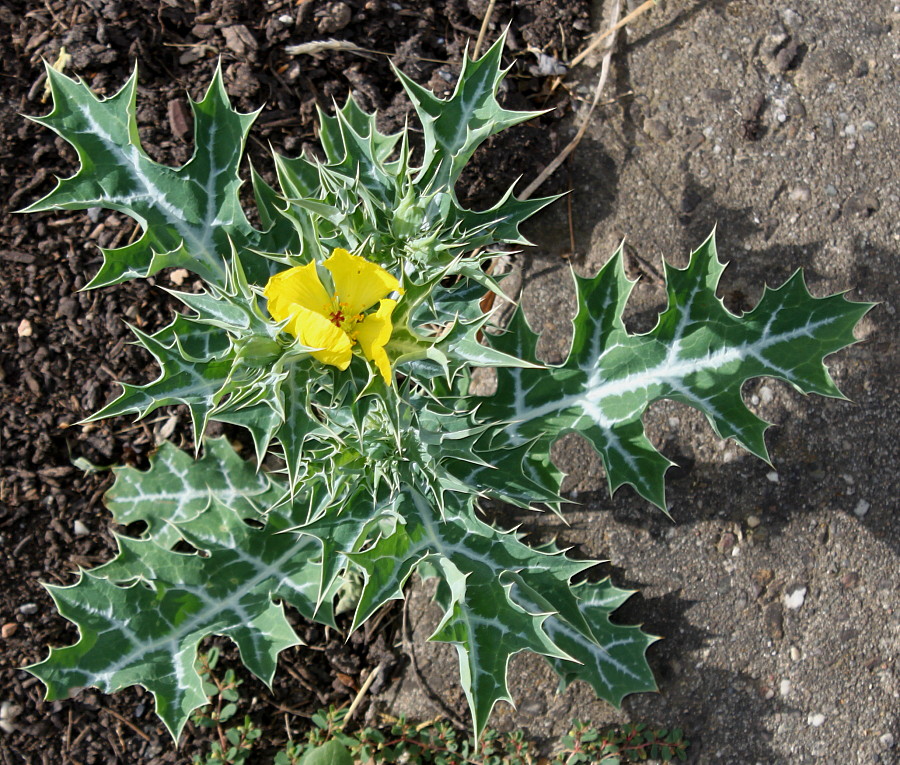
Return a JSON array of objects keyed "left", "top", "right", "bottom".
[
  {"left": 324, "top": 248, "right": 400, "bottom": 318},
  {"left": 356, "top": 298, "right": 397, "bottom": 384},
  {"left": 264, "top": 263, "right": 333, "bottom": 323},
  {"left": 284, "top": 302, "right": 353, "bottom": 370},
  {"left": 368, "top": 345, "right": 392, "bottom": 385}
]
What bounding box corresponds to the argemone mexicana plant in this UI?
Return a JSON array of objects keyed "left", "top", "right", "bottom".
[{"left": 20, "top": 37, "right": 871, "bottom": 741}]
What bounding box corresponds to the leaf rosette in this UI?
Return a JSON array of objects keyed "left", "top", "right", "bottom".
[{"left": 21, "top": 37, "right": 871, "bottom": 740}]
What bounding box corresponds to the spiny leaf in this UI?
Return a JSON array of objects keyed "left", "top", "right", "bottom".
[
  {"left": 394, "top": 33, "right": 543, "bottom": 191},
  {"left": 211, "top": 403, "right": 283, "bottom": 465},
  {"left": 477, "top": 233, "right": 873, "bottom": 508},
  {"left": 31, "top": 440, "right": 336, "bottom": 739},
  {"left": 21, "top": 63, "right": 268, "bottom": 287},
  {"left": 442, "top": 439, "right": 564, "bottom": 509},
  {"left": 295, "top": 483, "right": 394, "bottom": 608},
  {"left": 103, "top": 438, "right": 280, "bottom": 549},
  {"left": 508, "top": 575, "right": 658, "bottom": 704},
  {"left": 347, "top": 483, "right": 656, "bottom": 737},
  {"left": 318, "top": 97, "right": 402, "bottom": 204},
  {"left": 445, "top": 184, "right": 558, "bottom": 250},
  {"left": 85, "top": 324, "right": 236, "bottom": 446},
  {"left": 31, "top": 510, "right": 318, "bottom": 740},
  {"left": 435, "top": 315, "right": 545, "bottom": 371},
  {"left": 275, "top": 365, "right": 327, "bottom": 489},
  {"left": 151, "top": 314, "right": 231, "bottom": 361}
]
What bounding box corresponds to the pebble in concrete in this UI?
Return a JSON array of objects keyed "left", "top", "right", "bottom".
[{"left": 784, "top": 587, "right": 807, "bottom": 610}]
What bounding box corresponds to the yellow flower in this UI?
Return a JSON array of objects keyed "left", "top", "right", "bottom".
[{"left": 263, "top": 248, "right": 401, "bottom": 384}]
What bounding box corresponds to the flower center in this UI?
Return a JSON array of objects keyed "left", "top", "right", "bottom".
[{"left": 327, "top": 299, "right": 364, "bottom": 334}]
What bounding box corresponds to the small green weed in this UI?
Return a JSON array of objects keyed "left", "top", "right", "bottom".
[
  {"left": 191, "top": 655, "right": 688, "bottom": 765},
  {"left": 191, "top": 648, "right": 262, "bottom": 765},
  {"left": 279, "top": 706, "right": 688, "bottom": 764}
]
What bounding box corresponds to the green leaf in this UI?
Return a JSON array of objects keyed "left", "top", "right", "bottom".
[
  {"left": 211, "top": 403, "right": 283, "bottom": 466},
  {"left": 347, "top": 483, "right": 655, "bottom": 737},
  {"left": 395, "top": 33, "right": 543, "bottom": 191},
  {"left": 219, "top": 702, "right": 238, "bottom": 722},
  {"left": 296, "top": 484, "right": 393, "bottom": 608},
  {"left": 84, "top": 324, "right": 236, "bottom": 445},
  {"left": 250, "top": 164, "right": 302, "bottom": 253},
  {"left": 275, "top": 365, "right": 328, "bottom": 489},
  {"left": 103, "top": 438, "right": 280, "bottom": 549},
  {"left": 507, "top": 575, "right": 657, "bottom": 705},
  {"left": 28, "top": 440, "right": 337, "bottom": 739},
  {"left": 21, "top": 63, "right": 270, "bottom": 288},
  {"left": 151, "top": 314, "right": 232, "bottom": 361},
  {"left": 318, "top": 97, "right": 402, "bottom": 205},
  {"left": 477, "top": 233, "right": 873, "bottom": 508},
  {"left": 298, "top": 740, "right": 354, "bottom": 765},
  {"left": 435, "top": 315, "right": 544, "bottom": 371},
  {"left": 445, "top": 185, "right": 558, "bottom": 250},
  {"left": 442, "top": 439, "right": 564, "bottom": 509},
  {"left": 29, "top": 541, "right": 300, "bottom": 740}
]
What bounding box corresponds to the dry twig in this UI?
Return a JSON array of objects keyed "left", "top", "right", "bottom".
[
  {"left": 569, "top": 0, "right": 657, "bottom": 68},
  {"left": 343, "top": 661, "right": 385, "bottom": 726},
  {"left": 285, "top": 39, "right": 448, "bottom": 65},
  {"left": 473, "top": 0, "right": 499, "bottom": 59},
  {"left": 98, "top": 705, "right": 152, "bottom": 742},
  {"left": 518, "top": 0, "right": 623, "bottom": 201}
]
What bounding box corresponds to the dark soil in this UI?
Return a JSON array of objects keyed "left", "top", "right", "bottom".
[{"left": 0, "top": 0, "right": 588, "bottom": 762}]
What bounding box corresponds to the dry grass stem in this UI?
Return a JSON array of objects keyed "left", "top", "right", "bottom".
[
  {"left": 519, "top": 0, "right": 622, "bottom": 201},
  {"left": 569, "top": 0, "right": 657, "bottom": 69},
  {"left": 98, "top": 706, "right": 152, "bottom": 742},
  {"left": 343, "top": 661, "right": 385, "bottom": 726},
  {"left": 285, "top": 39, "right": 449, "bottom": 65},
  {"left": 285, "top": 39, "right": 372, "bottom": 57},
  {"left": 473, "top": 0, "right": 499, "bottom": 59}
]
